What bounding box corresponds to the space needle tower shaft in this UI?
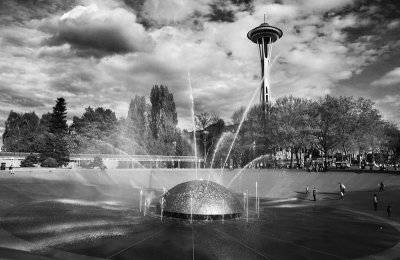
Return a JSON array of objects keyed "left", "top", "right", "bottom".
[{"left": 247, "top": 19, "right": 282, "bottom": 108}]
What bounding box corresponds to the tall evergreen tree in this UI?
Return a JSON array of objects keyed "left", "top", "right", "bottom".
[
  {"left": 50, "top": 97, "right": 68, "bottom": 135},
  {"left": 40, "top": 97, "right": 69, "bottom": 166}
]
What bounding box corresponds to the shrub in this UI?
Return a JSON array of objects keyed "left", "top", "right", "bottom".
[
  {"left": 93, "top": 156, "right": 104, "bottom": 168},
  {"left": 20, "top": 154, "right": 39, "bottom": 167},
  {"left": 41, "top": 157, "right": 58, "bottom": 167}
]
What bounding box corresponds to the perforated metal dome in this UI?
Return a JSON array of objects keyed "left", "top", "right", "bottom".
[{"left": 161, "top": 180, "right": 243, "bottom": 220}]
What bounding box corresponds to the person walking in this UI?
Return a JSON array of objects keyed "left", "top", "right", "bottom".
[
  {"left": 341, "top": 183, "right": 346, "bottom": 194},
  {"left": 379, "top": 181, "right": 384, "bottom": 192},
  {"left": 313, "top": 187, "right": 317, "bottom": 201},
  {"left": 387, "top": 205, "right": 391, "bottom": 218},
  {"left": 306, "top": 185, "right": 309, "bottom": 195},
  {"left": 373, "top": 194, "right": 378, "bottom": 211},
  {"left": 9, "top": 165, "right": 14, "bottom": 175}
]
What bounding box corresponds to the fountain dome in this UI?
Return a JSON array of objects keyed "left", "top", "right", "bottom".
[{"left": 161, "top": 180, "right": 243, "bottom": 220}]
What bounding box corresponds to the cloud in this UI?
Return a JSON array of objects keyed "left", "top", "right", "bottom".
[
  {"left": 387, "top": 19, "right": 400, "bottom": 30},
  {"left": 375, "top": 94, "right": 400, "bottom": 126},
  {"left": 200, "top": 3, "right": 368, "bottom": 102},
  {"left": 142, "top": 0, "right": 211, "bottom": 24},
  {"left": 281, "top": 0, "right": 353, "bottom": 13},
  {"left": 0, "top": 0, "right": 79, "bottom": 25},
  {"left": 41, "top": 3, "right": 153, "bottom": 57},
  {"left": 0, "top": 0, "right": 399, "bottom": 131},
  {"left": 371, "top": 67, "right": 400, "bottom": 87},
  {"left": 140, "top": 0, "right": 253, "bottom": 26},
  {"left": 0, "top": 86, "right": 45, "bottom": 108}
]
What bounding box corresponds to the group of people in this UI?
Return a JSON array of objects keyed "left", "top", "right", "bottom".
[
  {"left": 307, "top": 162, "right": 326, "bottom": 172},
  {"left": 374, "top": 181, "right": 391, "bottom": 218},
  {"left": 305, "top": 185, "right": 317, "bottom": 201},
  {"left": 306, "top": 181, "right": 392, "bottom": 218}
]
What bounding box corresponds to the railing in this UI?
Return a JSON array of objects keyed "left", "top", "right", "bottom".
[
  {"left": 0, "top": 152, "right": 203, "bottom": 162},
  {"left": 0, "top": 152, "right": 37, "bottom": 158}
]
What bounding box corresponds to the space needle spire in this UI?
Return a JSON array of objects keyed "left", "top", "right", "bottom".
[{"left": 247, "top": 17, "right": 282, "bottom": 108}]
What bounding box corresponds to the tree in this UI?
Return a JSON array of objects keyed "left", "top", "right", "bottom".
[
  {"left": 70, "top": 106, "right": 118, "bottom": 154},
  {"left": 40, "top": 132, "right": 70, "bottom": 167},
  {"left": 149, "top": 85, "right": 178, "bottom": 155},
  {"left": 41, "top": 157, "right": 58, "bottom": 167},
  {"left": 49, "top": 97, "right": 68, "bottom": 135},
  {"left": 126, "top": 95, "right": 148, "bottom": 154},
  {"left": 20, "top": 153, "right": 39, "bottom": 167},
  {"left": 175, "top": 129, "right": 193, "bottom": 156},
  {"left": 90, "top": 156, "right": 104, "bottom": 168},
  {"left": 271, "top": 97, "right": 316, "bottom": 167},
  {"left": 195, "top": 112, "right": 219, "bottom": 130},
  {"left": 383, "top": 122, "right": 400, "bottom": 165},
  {"left": 352, "top": 98, "right": 381, "bottom": 162},
  {"left": 2, "top": 111, "right": 40, "bottom": 152},
  {"left": 202, "top": 118, "right": 225, "bottom": 167},
  {"left": 334, "top": 97, "right": 358, "bottom": 160},
  {"left": 247, "top": 104, "right": 270, "bottom": 150},
  {"left": 231, "top": 107, "right": 245, "bottom": 125},
  {"left": 311, "top": 95, "right": 342, "bottom": 169},
  {"left": 371, "top": 121, "right": 400, "bottom": 165},
  {"left": 39, "top": 112, "right": 52, "bottom": 132},
  {"left": 40, "top": 98, "right": 70, "bottom": 167},
  {"left": 195, "top": 112, "right": 221, "bottom": 166}
]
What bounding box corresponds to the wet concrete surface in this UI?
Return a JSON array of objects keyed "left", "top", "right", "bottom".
[{"left": 0, "top": 169, "right": 400, "bottom": 259}]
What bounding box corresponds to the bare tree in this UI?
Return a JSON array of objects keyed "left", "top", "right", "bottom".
[
  {"left": 195, "top": 112, "right": 221, "bottom": 167},
  {"left": 195, "top": 112, "right": 219, "bottom": 130}
]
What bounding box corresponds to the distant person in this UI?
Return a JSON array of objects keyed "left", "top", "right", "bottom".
[
  {"left": 306, "top": 185, "right": 309, "bottom": 195},
  {"left": 373, "top": 194, "right": 378, "bottom": 211},
  {"left": 9, "top": 165, "right": 14, "bottom": 175},
  {"left": 313, "top": 187, "right": 317, "bottom": 201},
  {"left": 340, "top": 191, "right": 344, "bottom": 200},
  {"left": 379, "top": 181, "right": 384, "bottom": 192},
  {"left": 387, "top": 205, "right": 391, "bottom": 218},
  {"left": 339, "top": 183, "right": 346, "bottom": 194}
]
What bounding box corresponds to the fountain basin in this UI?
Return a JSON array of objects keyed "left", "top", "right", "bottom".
[{"left": 161, "top": 180, "right": 243, "bottom": 220}]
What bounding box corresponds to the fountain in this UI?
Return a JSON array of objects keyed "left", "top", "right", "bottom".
[
  {"left": 160, "top": 180, "right": 242, "bottom": 220},
  {"left": 152, "top": 19, "right": 284, "bottom": 221}
]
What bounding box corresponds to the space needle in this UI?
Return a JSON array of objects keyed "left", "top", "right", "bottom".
[{"left": 247, "top": 18, "right": 282, "bottom": 108}]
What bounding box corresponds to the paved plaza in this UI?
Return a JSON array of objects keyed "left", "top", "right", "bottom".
[{"left": 0, "top": 168, "right": 399, "bottom": 259}]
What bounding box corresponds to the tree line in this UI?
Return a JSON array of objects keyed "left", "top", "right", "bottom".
[
  {"left": 202, "top": 95, "right": 400, "bottom": 169},
  {"left": 2, "top": 85, "right": 192, "bottom": 167},
  {"left": 2, "top": 88, "right": 400, "bottom": 169}
]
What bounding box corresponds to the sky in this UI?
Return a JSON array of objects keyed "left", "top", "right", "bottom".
[{"left": 0, "top": 0, "right": 400, "bottom": 137}]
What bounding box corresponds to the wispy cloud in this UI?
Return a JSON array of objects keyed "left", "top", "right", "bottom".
[{"left": 372, "top": 67, "right": 400, "bottom": 87}]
